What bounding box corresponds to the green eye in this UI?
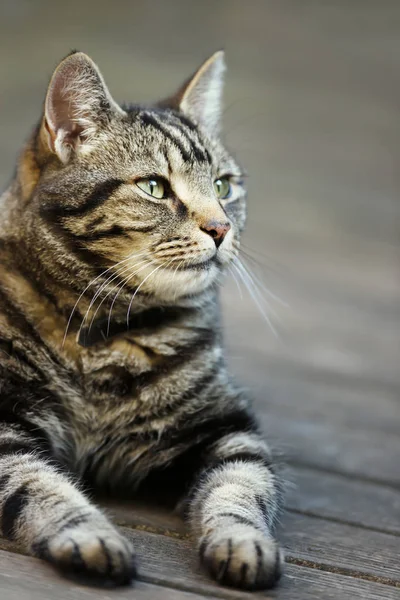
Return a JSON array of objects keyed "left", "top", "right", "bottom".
[
  {"left": 136, "top": 178, "right": 165, "bottom": 199},
  {"left": 214, "top": 178, "right": 232, "bottom": 200}
]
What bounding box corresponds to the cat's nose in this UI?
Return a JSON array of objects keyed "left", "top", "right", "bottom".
[{"left": 200, "top": 220, "right": 231, "bottom": 248}]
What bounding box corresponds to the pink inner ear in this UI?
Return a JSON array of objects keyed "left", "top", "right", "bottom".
[{"left": 46, "top": 65, "right": 80, "bottom": 138}]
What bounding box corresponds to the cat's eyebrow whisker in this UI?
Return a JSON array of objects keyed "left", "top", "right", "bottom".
[
  {"left": 126, "top": 259, "right": 174, "bottom": 327},
  {"left": 232, "top": 260, "right": 279, "bottom": 338},
  {"left": 62, "top": 250, "right": 147, "bottom": 347}
]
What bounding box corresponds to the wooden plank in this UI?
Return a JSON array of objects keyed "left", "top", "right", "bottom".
[
  {"left": 104, "top": 499, "right": 400, "bottom": 585},
  {"left": 288, "top": 466, "right": 400, "bottom": 534},
  {"left": 223, "top": 282, "right": 400, "bottom": 394},
  {"left": 1, "top": 534, "right": 400, "bottom": 600},
  {"left": 278, "top": 565, "right": 400, "bottom": 600},
  {"left": 263, "top": 412, "right": 400, "bottom": 486},
  {"left": 280, "top": 512, "right": 400, "bottom": 585},
  {"left": 124, "top": 529, "right": 400, "bottom": 600},
  {"left": 222, "top": 350, "right": 400, "bottom": 483},
  {"left": 236, "top": 364, "right": 400, "bottom": 436},
  {"left": 0, "top": 550, "right": 219, "bottom": 600}
]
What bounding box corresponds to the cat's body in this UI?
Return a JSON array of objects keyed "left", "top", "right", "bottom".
[{"left": 0, "top": 51, "right": 283, "bottom": 590}]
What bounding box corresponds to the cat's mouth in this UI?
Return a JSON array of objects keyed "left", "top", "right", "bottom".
[
  {"left": 141, "top": 255, "right": 220, "bottom": 301},
  {"left": 169, "top": 257, "right": 216, "bottom": 271}
]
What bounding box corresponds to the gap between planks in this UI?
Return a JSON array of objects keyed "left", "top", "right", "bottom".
[{"left": 285, "top": 557, "right": 399, "bottom": 589}]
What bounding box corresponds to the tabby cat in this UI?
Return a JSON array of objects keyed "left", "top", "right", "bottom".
[{"left": 0, "top": 51, "right": 283, "bottom": 590}]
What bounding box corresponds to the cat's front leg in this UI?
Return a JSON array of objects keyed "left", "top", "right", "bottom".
[
  {"left": 0, "top": 422, "right": 136, "bottom": 586},
  {"left": 188, "top": 430, "right": 284, "bottom": 590}
]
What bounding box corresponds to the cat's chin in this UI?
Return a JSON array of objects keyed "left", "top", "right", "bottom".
[{"left": 148, "top": 261, "right": 221, "bottom": 302}]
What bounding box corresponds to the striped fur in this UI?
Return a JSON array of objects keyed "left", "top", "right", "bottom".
[{"left": 0, "top": 51, "right": 284, "bottom": 589}]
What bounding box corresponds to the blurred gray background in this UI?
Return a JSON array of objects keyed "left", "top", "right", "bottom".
[{"left": 0, "top": 0, "right": 399, "bottom": 473}]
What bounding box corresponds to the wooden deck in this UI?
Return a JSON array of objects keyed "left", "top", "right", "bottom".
[{"left": 0, "top": 1, "right": 399, "bottom": 598}]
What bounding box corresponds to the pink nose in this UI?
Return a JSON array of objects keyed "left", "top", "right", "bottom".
[{"left": 200, "top": 220, "right": 231, "bottom": 248}]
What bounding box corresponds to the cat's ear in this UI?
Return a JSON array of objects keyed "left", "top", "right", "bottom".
[
  {"left": 43, "top": 51, "right": 124, "bottom": 163},
  {"left": 165, "top": 51, "right": 226, "bottom": 137}
]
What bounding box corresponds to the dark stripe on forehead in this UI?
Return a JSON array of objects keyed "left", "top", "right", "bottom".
[
  {"left": 204, "top": 147, "right": 213, "bottom": 164},
  {"left": 140, "top": 112, "right": 192, "bottom": 163},
  {"left": 40, "top": 179, "right": 123, "bottom": 220},
  {"left": 164, "top": 113, "right": 211, "bottom": 164},
  {"left": 174, "top": 114, "right": 213, "bottom": 164},
  {"left": 171, "top": 122, "right": 210, "bottom": 163},
  {"left": 175, "top": 113, "right": 198, "bottom": 131}
]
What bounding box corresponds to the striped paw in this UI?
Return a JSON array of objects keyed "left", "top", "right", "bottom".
[
  {"left": 199, "top": 525, "right": 282, "bottom": 590},
  {"left": 33, "top": 523, "right": 136, "bottom": 587}
]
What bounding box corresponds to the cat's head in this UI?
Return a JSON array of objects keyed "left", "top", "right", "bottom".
[{"left": 25, "top": 51, "right": 246, "bottom": 305}]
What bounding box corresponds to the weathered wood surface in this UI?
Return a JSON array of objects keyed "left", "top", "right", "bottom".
[
  {"left": 0, "top": 550, "right": 222, "bottom": 600},
  {"left": 104, "top": 502, "right": 400, "bottom": 585},
  {"left": 1, "top": 543, "right": 400, "bottom": 600},
  {"left": 0, "top": 0, "right": 399, "bottom": 598}
]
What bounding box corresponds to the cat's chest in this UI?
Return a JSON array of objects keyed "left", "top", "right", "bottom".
[
  {"left": 62, "top": 311, "right": 182, "bottom": 380},
  {"left": 62, "top": 332, "right": 169, "bottom": 437},
  {"left": 65, "top": 333, "right": 180, "bottom": 471},
  {"left": 47, "top": 311, "right": 204, "bottom": 433},
  {"left": 73, "top": 331, "right": 174, "bottom": 408},
  {"left": 79, "top": 335, "right": 157, "bottom": 376},
  {"left": 63, "top": 315, "right": 172, "bottom": 377}
]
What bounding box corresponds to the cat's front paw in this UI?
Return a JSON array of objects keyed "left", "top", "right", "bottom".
[
  {"left": 33, "top": 522, "right": 136, "bottom": 587},
  {"left": 199, "top": 525, "right": 282, "bottom": 590}
]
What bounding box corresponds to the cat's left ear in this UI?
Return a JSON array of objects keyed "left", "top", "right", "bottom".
[
  {"left": 163, "top": 51, "right": 226, "bottom": 137},
  {"left": 43, "top": 51, "right": 125, "bottom": 163}
]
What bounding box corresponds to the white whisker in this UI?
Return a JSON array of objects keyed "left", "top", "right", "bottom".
[
  {"left": 234, "top": 259, "right": 279, "bottom": 318},
  {"left": 62, "top": 251, "right": 146, "bottom": 347},
  {"left": 228, "top": 264, "right": 243, "bottom": 300},
  {"left": 77, "top": 255, "right": 150, "bottom": 341},
  {"left": 237, "top": 256, "right": 287, "bottom": 307},
  {"left": 86, "top": 259, "right": 151, "bottom": 335},
  {"left": 105, "top": 259, "right": 154, "bottom": 335},
  {"left": 85, "top": 251, "right": 148, "bottom": 315},
  {"left": 126, "top": 260, "right": 173, "bottom": 327},
  {"left": 173, "top": 260, "right": 184, "bottom": 302},
  {"left": 232, "top": 261, "right": 279, "bottom": 338}
]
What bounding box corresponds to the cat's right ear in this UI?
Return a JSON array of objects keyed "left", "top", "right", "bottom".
[{"left": 43, "top": 51, "right": 125, "bottom": 163}]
